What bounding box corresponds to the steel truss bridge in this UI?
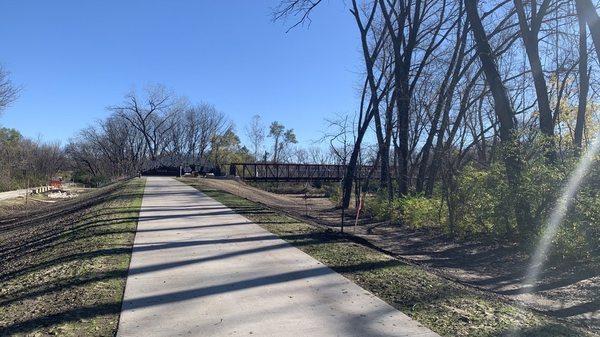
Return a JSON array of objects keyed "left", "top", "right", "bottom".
[{"left": 229, "top": 163, "right": 393, "bottom": 182}]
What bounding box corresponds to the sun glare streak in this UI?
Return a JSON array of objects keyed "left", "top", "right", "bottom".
[{"left": 523, "top": 135, "right": 600, "bottom": 291}]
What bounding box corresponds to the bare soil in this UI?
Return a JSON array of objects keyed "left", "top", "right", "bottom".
[{"left": 193, "top": 177, "right": 599, "bottom": 332}]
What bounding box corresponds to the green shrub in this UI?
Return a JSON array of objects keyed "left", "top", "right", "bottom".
[
  {"left": 448, "top": 154, "right": 600, "bottom": 261},
  {"left": 396, "top": 196, "right": 445, "bottom": 228},
  {"left": 554, "top": 161, "right": 600, "bottom": 260},
  {"left": 323, "top": 183, "right": 341, "bottom": 203},
  {"left": 363, "top": 192, "right": 444, "bottom": 228},
  {"left": 347, "top": 142, "right": 600, "bottom": 261},
  {"left": 451, "top": 164, "right": 515, "bottom": 237},
  {"left": 363, "top": 192, "right": 393, "bottom": 222}
]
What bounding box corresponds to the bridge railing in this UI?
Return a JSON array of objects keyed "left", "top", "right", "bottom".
[{"left": 229, "top": 163, "right": 392, "bottom": 182}]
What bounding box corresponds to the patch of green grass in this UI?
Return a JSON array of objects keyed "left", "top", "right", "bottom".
[
  {"left": 0, "top": 178, "right": 145, "bottom": 336},
  {"left": 188, "top": 182, "right": 593, "bottom": 337}
]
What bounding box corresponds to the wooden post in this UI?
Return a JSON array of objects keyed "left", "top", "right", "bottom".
[
  {"left": 25, "top": 174, "right": 29, "bottom": 205},
  {"left": 341, "top": 207, "right": 345, "bottom": 233},
  {"left": 354, "top": 192, "right": 364, "bottom": 233},
  {"left": 304, "top": 182, "right": 309, "bottom": 216}
]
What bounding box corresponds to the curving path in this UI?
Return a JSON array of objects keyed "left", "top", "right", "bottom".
[{"left": 117, "top": 177, "right": 439, "bottom": 337}]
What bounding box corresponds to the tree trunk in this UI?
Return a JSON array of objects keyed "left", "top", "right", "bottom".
[
  {"left": 575, "top": 1, "right": 590, "bottom": 151},
  {"left": 465, "top": 0, "right": 532, "bottom": 236},
  {"left": 576, "top": 0, "right": 600, "bottom": 62},
  {"left": 416, "top": 8, "right": 467, "bottom": 193},
  {"left": 397, "top": 89, "right": 410, "bottom": 196},
  {"left": 344, "top": 0, "right": 387, "bottom": 207},
  {"left": 341, "top": 118, "right": 373, "bottom": 208},
  {"left": 273, "top": 137, "right": 279, "bottom": 163},
  {"left": 522, "top": 34, "right": 555, "bottom": 138},
  {"left": 424, "top": 18, "right": 469, "bottom": 196},
  {"left": 372, "top": 108, "right": 388, "bottom": 189},
  {"left": 513, "top": 0, "right": 555, "bottom": 158},
  {"left": 415, "top": 42, "right": 459, "bottom": 193},
  {"left": 383, "top": 102, "right": 394, "bottom": 200},
  {"left": 426, "top": 102, "right": 450, "bottom": 196},
  {"left": 378, "top": 0, "right": 420, "bottom": 196}
]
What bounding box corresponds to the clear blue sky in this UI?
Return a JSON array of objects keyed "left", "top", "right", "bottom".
[{"left": 0, "top": 1, "right": 361, "bottom": 146}]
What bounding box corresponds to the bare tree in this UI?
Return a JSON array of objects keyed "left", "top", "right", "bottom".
[
  {"left": 70, "top": 97, "right": 241, "bottom": 180},
  {"left": 245, "top": 114, "right": 265, "bottom": 160},
  {"left": 198, "top": 104, "right": 229, "bottom": 167},
  {"left": 108, "top": 85, "right": 184, "bottom": 163},
  {"left": 512, "top": 0, "right": 555, "bottom": 143},
  {"left": 464, "top": 0, "right": 532, "bottom": 235},
  {"left": 322, "top": 113, "right": 352, "bottom": 165},
  {"left": 576, "top": 0, "right": 600, "bottom": 61},
  {"left": 0, "top": 67, "right": 19, "bottom": 116},
  {"left": 308, "top": 146, "right": 330, "bottom": 164}
]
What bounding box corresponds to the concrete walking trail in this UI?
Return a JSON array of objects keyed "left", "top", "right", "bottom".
[
  {"left": 117, "top": 177, "right": 439, "bottom": 337},
  {"left": 0, "top": 186, "right": 48, "bottom": 201}
]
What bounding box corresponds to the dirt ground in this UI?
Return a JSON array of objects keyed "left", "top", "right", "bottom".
[{"left": 193, "top": 177, "right": 599, "bottom": 332}]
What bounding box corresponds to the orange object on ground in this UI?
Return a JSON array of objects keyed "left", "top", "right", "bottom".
[
  {"left": 50, "top": 179, "right": 62, "bottom": 189},
  {"left": 354, "top": 192, "right": 365, "bottom": 232}
]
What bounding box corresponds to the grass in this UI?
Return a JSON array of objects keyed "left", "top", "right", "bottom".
[
  {"left": 184, "top": 181, "right": 594, "bottom": 337},
  {"left": 0, "top": 178, "right": 145, "bottom": 336}
]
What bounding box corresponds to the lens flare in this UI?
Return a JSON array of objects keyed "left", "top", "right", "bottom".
[{"left": 524, "top": 135, "right": 600, "bottom": 292}]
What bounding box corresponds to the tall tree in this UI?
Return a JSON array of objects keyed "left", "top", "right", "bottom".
[
  {"left": 109, "top": 85, "right": 184, "bottom": 162},
  {"left": 576, "top": 0, "right": 600, "bottom": 61},
  {"left": 416, "top": 4, "right": 469, "bottom": 194},
  {"left": 268, "top": 121, "right": 298, "bottom": 163},
  {"left": 575, "top": 5, "right": 590, "bottom": 151},
  {"left": 245, "top": 114, "right": 266, "bottom": 160},
  {"left": 464, "top": 0, "right": 532, "bottom": 235},
  {"left": 512, "top": 0, "right": 555, "bottom": 142},
  {"left": 377, "top": 0, "right": 417, "bottom": 196},
  {"left": 0, "top": 66, "right": 19, "bottom": 116},
  {"left": 269, "top": 121, "right": 285, "bottom": 163},
  {"left": 340, "top": 0, "right": 389, "bottom": 208}
]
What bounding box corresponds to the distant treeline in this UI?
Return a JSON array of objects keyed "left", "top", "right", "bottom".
[
  {"left": 0, "top": 128, "right": 64, "bottom": 191},
  {"left": 67, "top": 84, "right": 349, "bottom": 186}
]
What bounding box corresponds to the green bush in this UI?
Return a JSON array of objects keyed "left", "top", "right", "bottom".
[
  {"left": 72, "top": 170, "right": 110, "bottom": 188},
  {"left": 363, "top": 192, "right": 444, "bottom": 228},
  {"left": 363, "top": 192, "right": 392, "bottom": 222},
  {"left": 396, "top": 196, "right": 445, "bottom": 228},
  {"left": 451, "top": 163, "right": 515, "bottom": 237},
  {"left": 323, "top": 183, "right": 341, "bottom": 202},
  {"left": 345, "top": 142, "right": 600, "bottom": 261},
  {"left": 448, "top": 154, "right": 600, "bottom": 260},
  {"left": 556, "top": 160, "right": 600, "bottom": 260}
]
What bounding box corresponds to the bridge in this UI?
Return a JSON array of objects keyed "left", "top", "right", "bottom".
[{"left": 229, "top": 163, "right": 391, "bottom": 182}]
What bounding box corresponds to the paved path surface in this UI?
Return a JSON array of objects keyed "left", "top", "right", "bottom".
[
  {"left": 0, "top": 188, "right": 29, "bottom": 201},
  {"left": 0, "top": 185, "right": 53, "bottom": 201},
  {"left": 117, "top": 177, "right": 439, "bottom": 337}
]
